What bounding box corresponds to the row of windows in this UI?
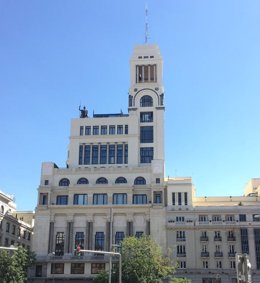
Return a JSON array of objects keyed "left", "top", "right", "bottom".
[
  {"left": 172, "top": 192, "right": 188, "bottom": 206},
  {"left": 53, "top": 192, "right": 162, "bottom": 205},
  {"left": 5, "top": 222, "right": 31, "bottom": 240},
  {"left": 79, "top": 143, "right": 128, "bottom": 165},
  {"left": 198, "top": 214, "right": 260, "bottom": 222},
  {"left": 58, "top": 176, "right": 147, "bottom": 187},
  {"left": 175, "top": 230, "right": 236, "bottom": 241},
  {"left": 136, "top": 65, "right": 157, "bottom": 83},
  {"left": 80, "top": 124, "right": 128, "bottom": 136}
]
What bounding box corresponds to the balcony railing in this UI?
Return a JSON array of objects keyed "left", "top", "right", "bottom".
[
  {"left": 227, "top": 236, "right": 236, "bottom": 241},
  {"left": 214, "top": 236, "right": 222, "bottom": 241},
  {"left": 201, "top": 252, "right": 209, "bottom": 257},
  {"left": 176, "top": 237, "right": 186, "bottom": 242},
  {"left": 177, "top": 253, "right": 186, "bottom": 257},
  {"left": 214, "top": 252, "right": 223, "bottom": 257},
  {"left": 228, "top": 252, "right": 236, "bottom": 257},
  {"left": 200, "top": 236, "right": 209, "bottom": 241}
]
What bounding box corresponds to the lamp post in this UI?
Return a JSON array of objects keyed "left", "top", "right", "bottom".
[{"left": 79, "top": 249, "right": 122, "bottom": 283}]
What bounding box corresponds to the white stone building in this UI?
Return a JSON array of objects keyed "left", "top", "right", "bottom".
[{"left": 30, "top": 43, "right": 260, "bottom": 283}]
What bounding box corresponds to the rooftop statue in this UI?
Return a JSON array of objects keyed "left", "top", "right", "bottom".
[{"left": 79, "top": 106, "right": 88, "bottom": 118}]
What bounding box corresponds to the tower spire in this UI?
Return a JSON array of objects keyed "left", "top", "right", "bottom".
[{"left": 145, "top": 4, "right": 149, "bottom": 43}]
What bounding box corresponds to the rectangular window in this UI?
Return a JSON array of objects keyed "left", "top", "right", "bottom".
[
  {"left": 92, "top": 145, "right": 99, "bottom": 164},
  {"left": 113, "top": 193, "right": 127, "bottom": 204},
  {"left": 184, "top": 192, "right": 188, "bottom": 205},
  {"left": 75, "top": 232, "right": 84, "bottom": 250},
  {"left": 55, "top": 232, "right": 65, "bottom": 256},
  {"left": 100, "top": 145, "right": 107, "bottom": 164},
  {"left": 12, "top": 225, "right": 15, "bottom": 235},
  {"left": 115, "top": 232, "right": 125, "bottom": 244},
  {"left": 109, "top": 145, "right": 115, "bottom": 164},
  {"left": 117, "top": 125, "right": 123, "bottom": 134},
  {"left": 140, "top": 126, "right": 153, "bottom": 143},
  {"left": 74, "top": 194, "right": 88, "bottom": 205},
  {"left": 44, "top": 180, "right": 49, "bottom": 185},
  {"left": 154, "top": 192, "right": 162, "bottom": 204},
  {"left": 91, "top": 263, "right": 105, "bottom": 274},
  {"left": 203, "top": 261, "right": 208, "bottom": 269},
  {"left": 109, "top": 125, "right": 115, "bottom": 135},
  {"left": 253, "top": 215, "right": 260, "bottom": 222},
  {"left": 124, "top": 144, "right": 128, "bottom": 164},
  {"left": 40, "top": 193, "right": 48, "bottom": 205},
  {"left": 177, "top": 245, "right": 186, "bottom": 256},
  {"left": 176, "top": 231, "right": 186, "bottom": 241},
  {"left": 135, "top": 231, "right": 143, "bottom": 238},
  {"left": 71, "top": 263, "right": 84, "bottom": 274},
  {"left": 140, "top": 147, "right": 153, "bottom": 163},
  {"left": 241, "top": 228, "right": 249, "bottom": 254},
  {"left": 85, "top": 126, "right": 91, "bottom": 135},
  {"left": 116, "top": 144, "right": 123, "bottom": 164},
  {"left": 178, "top": 192, "right": 182, "bottom": 205},
  {"left": 172, "top": 193, "right": 176, "bottom": 205},
  {"left": 212, "top": 215, "right": 222, "bottom": 222},
  {"left": 56, "top": 195, "right": 68, "bottom": 205},
  {"left": 226, "top": 215, "right": 235, "bottom": 222},
  {"left": 178, "top": 261, "right": 186, "bottom": 269},
  {"left": 80, "top": 126, "right": 84, "bottom": 136},
  {"left": 84, "top": 145, "right": 91, "bottom": 165},
  {"left": 199, "top": 215, "right": 209, "bottom": 222},
  {"left": 101, "top": 125, "right": 107, "bottom": 135},
  {"left": 176, "top": 216, "right": 185, "bottom": 222},
  {"left": 239, "top": 214, "right": 247, "bottom": 222},
  {"left": 133, "top": 194, "right": 147, "bottom": 204},
  {"left": 51, "top": 263, "right": 64, "bottom": 274},
  {"left": 79, "top": 144, "right": 83, "bottom": 165},
  {"left": 140, "top": 112, "right": 153, "bottom": 122},
  {"left": 35, "top": 265, "right": 42, "bottom": 277},
  {"left": 95, "top": 232, "right": 105, "bottom": 250},
  {"left": 125, "top": 125, "right": 128, "bottom": 134},
  {"left": 93, "top": 194, "right": 108, "bottom": 205},
  {"left": 93, "top": 126, "right": 99, "bottom": 135}
]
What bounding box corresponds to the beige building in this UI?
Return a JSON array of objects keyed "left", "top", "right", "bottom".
[
  {"left": 30, "top": 43, "right": 260, "bottom": 283},
  {"left": 0, "top": 190, "right": 34, "bottom": 249}
]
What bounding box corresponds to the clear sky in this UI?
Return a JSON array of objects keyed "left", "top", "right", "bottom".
[{"left": 0, "top": 1, "right": 259, "bottom": 211}]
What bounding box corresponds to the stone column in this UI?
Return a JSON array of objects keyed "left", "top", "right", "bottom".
[
  {"left": 146, "top": 220, "right": 150, "bottom": 235},
  {"left": 87, "top": 221, "right": 93, "bottom": 249},
  {"left": 127, "top": 221, "right": 133, "bottom": 236},
  {"left": 67, "top": 221, "right": 73, "bottom": 253},
  {"left": 48, "top": 221, "right": 54, "bottom": 253}
]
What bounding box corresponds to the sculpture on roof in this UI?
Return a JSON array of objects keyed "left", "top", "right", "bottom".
[{"left": 79, "top": 106, "right": 88, "bottom": 118}]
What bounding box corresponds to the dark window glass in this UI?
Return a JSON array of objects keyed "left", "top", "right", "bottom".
[
  {"left": 109, "top": 145, "right": 115, "bottom": 164},
  {"left": 135, "top": 231, "right": 143, "bottom": 238},
  {"left": 79, "top": 145, "right": 83, "bottom": 165},
  {"left": 55, "top": 232, "right": 64, "bottom": 256},
  {"left": 80, "top": 126, "right": 83, "bottom": 136},
  {"left": 117, "top": 144, "right": 123, "bottom": 164},
  {"left": 44, "top": 180, "right": 49, "bottom": 185},
  {"left": 95, "top": 232, "right": 105, "bottom": 250},
  {"left": 140, "top": 147, "right": 153, "bottom": 163},
  {"left": 154, "top": 192, "right": 162, "bottom": 204},
  {"left": 93, "top": 194, "right": 108, "bottom": 205},
  {"left": 125, "top": 125, "right": 128, "bottom": 134},
  {"left": 75, "top": 232, "right": 84, "bottom": 250},
  {"left": 140, "top": 95, "right": 153, "bottom": 107},
  {"left": 117, "top": 125, "right": 123, "bottom": 134},
  {"left": 101, "top": 125, "right": 107, "bottom": 135},
  {"left": 172, "top": 193, "right": 176, "bottom": 205},
  {"left": 73, "top": 194, "right": 87, "bottom": 205},
  {"left": 96, "top": 177, "right": 108, "bottom": 184},
  {"left": 35, "top": 265, "right": 42, "bottom": 277},
  {"left": 91, "top": 263, "right": 105, "bottom": 274},
  {"left": 115, "top": 177, "right": 127, "bottom": 184},
  {"left": 93, "top": 126, "right": 99, "bottom": 135},
  {"left": 134, "top": 176, "right": 146, "bottom": 185},
  {"left": 51, "top": 263, "right": 64, "bottom": 274},
  {"left": 71, "top": 263, "right": 84, "bottom": 274},
  {"left": 85, "top": 126, "right": 91, "bottom": 135},
  {"left": 140, "top": 126, "right": 153, "bottom": 143},
  {"left": 92, "top": 145, "right": 99, "bottom": 164},
  {"left": 77, "top": 178, "right": 89, "bottom": 184},
  {"left": 178, "top": 192, "right": 182, "bottom": 205},
  {"left": 100, "top": 145, "right": 107, "bottom": 164},
  {"left": 109, "top": 125, "right": 115, "bottom": 135},
  {"left": 184, "top": 192, "right": 188, "bottom": 205},
  {"left": 84, "top": 145, "right": 91, "bottom": 165},
  {"left": 56, "top": 195, "right": 68, "bottom": 205},
  {"left": 133, "top": 194, "right": 147, "bottom": 204},
  {"left": 113, "top": 193, "right": 127, "bottom": 204},
  {"left": 124, "top": 144, "right": 128, "bottom": 164},
  {"left": 115, "top": 232, "right": 125, "bottom": 244},
  {"left": 239, "top": 214, "right": 247, "bottom": 222},
  {"left": 59, "top": 178, "right": 70, "bottom": 186},
  {"left": 140, "top": 112, "right": 153, "bottom": 122}
]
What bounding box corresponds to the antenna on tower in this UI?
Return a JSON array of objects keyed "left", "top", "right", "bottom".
[{"left": 145, "top": 4, "right": 149, "bottom": 43}]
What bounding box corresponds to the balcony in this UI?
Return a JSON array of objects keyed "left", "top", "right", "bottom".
[
  {"left": 214, "top": 251, "right": 223, "bottom": 257},
  {"left": 177, "top": 253, "right": 186, "bottom": 257},
  {"left": 200, "top": 236, "right": 209, "bottom": 242},
  {"left": 227, "top": 236, "right": 236, "bottom": 241},
  {"left": 214, "top": 236, "right": 222, "bottom": 241},
  {"left": 201, "top": 252, "right": 209, "bottom": 257},
  {"left": 228, "top": 252, "right": 236, "bottom": 258},
  {"left": 176, "top": 237, "right": 186, "bottom": 242}
]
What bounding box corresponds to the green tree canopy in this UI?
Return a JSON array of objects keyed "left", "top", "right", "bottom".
[
  {"left": 0, "top": 246, "right": 35, "bottom": 283},
  {"left": 121, "top": 236, "right": 175, "bottom": 283}
]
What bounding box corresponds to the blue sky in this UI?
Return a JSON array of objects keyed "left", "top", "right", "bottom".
[{"left": 0, "top": 1, "right": 259, "bottom": 211}]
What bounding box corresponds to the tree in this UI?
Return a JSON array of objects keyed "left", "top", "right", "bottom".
[
  {"left": 0, "top": 246, "right": 35, "bottom": 283},
  {"left": 169, "top": 278, "right": 191, "bottom": 283},
  {"left": 121, "top": 236, "right": 175, "bottom": 283}
]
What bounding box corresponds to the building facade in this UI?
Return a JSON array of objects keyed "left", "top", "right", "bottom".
[
  {"left": 0, "top": 190, "right": 34, "bottom": 249},
  {"left": 31, "top": 44, "right": 260, "bottom": 283}
]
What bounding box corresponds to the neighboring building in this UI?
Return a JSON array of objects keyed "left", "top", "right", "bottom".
[
  {"left": 0, "top": 190, "right": 34, "bottom": 249},
  {"left": 30, "top": 43, "right": 260, "bottom": 283}
]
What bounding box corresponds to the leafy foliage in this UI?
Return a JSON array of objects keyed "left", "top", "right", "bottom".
[
  {"left": 121, "top": 236, "right": 175, "bottom": 283},
  {"left": 169, "top": 278, "right": 191, "bottom": 283},
  {"left": 0, "top": 246, "right": 35, "bottom": 283}
]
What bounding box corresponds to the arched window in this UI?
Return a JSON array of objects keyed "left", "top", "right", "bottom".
[
  {"left": 77, "top": 178, "right": 89, "bottom": 185},
  {"left": 96, "top": 177, "right": 108, "bottom": 184},
  {"left": 134, "top": 177, "right": 146, "bottom": 185},
  {"left": 140, "top": 95, "right": 153, "bottom": 107},
  {"left": 59, "top": 178, "right": 70, "bottom": 186},
  {"left": 115, "top": 177, "right": 127, "bottom": 184}
]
